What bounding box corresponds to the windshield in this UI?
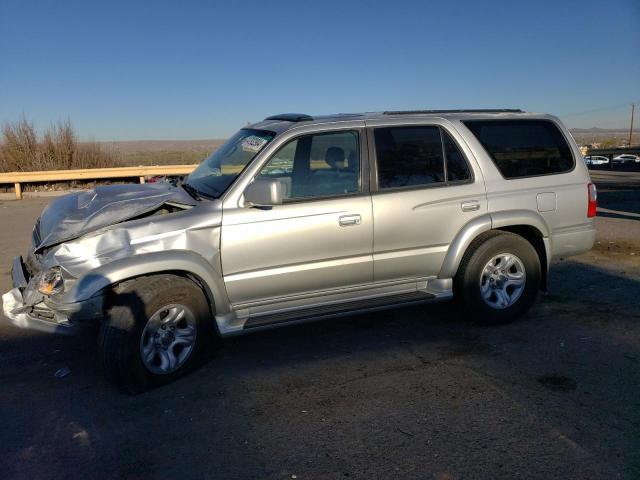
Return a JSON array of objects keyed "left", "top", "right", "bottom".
[{"left": 185, "top": 128, "right": 275, "bottom": 198}]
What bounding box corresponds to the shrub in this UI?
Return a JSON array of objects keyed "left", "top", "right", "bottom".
[{"left": 0, "top": 117, "right": 122, "bottom": 172}]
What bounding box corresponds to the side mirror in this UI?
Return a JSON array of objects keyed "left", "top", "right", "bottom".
[{"left": 244, "top": 179, "right": 283, "bottom": 207}]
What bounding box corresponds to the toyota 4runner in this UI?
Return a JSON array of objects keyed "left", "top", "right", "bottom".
[{"left": 2, "top": 109, "right": 597, "bottom": 391}]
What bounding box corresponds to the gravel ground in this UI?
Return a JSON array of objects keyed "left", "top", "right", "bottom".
[{"left": 0, "top": 173, "right": 638, "bottom": 480}]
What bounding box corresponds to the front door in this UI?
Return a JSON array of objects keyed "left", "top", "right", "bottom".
[{"left": 221, "top": 128, "right": 373, "bottom": 306}]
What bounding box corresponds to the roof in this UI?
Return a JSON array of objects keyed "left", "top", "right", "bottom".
[{"left": 248, "top": 109, "right": 547, "bottom": 134}]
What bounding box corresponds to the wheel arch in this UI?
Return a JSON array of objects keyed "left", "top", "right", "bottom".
[
  {"left": 440, "top": 210, "right": 551, "bottom": 291},
  {"left": 438, "top": 214, "right": 492, "bottom": 280},
  {"left": 492, "top": 224, "right": 549, "bottom": 291},
  {"left": 66, "top": 251, "right": 230, "bottom": 320}
]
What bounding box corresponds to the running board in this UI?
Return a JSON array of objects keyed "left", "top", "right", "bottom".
[{"left": 243, "top": 291, "right": 437, "bottom": 330}]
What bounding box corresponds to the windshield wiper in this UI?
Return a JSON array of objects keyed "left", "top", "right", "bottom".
[
  {"left": 189, "top": 173, "right": 225, "bottom": 194},
  {"left": 182, "top": 181, "right": 221, "bottom": 200},
  {"left": 181, "top": 182, "right": 203, "bottom": 201}
]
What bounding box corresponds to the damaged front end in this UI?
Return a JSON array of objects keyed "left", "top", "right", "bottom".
[
  {"left": 3, "top": 182, "right": 222, "bottom": 334},
  {"left": 3, "top": 256, "right": 103, "bottom": 334}
]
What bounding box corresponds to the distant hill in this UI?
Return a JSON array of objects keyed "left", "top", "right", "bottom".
[
  {"left": 569, "top": 128, "right": 636, "bottom": 145},
  {"left": 101, "top": 139, "right": 225, "bottom": 153},
  {"left": 99, "top": 139, "right": 225, "bottom": 166},
  {"left": 98, "top": 129, "right": 637, "bottom": 166}
]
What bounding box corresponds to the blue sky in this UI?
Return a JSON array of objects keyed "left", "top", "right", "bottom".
[{"left": 1, "top": 0, "right": 639, "bottom": 140}]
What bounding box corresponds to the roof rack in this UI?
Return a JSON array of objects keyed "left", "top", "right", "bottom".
[
  {"left": 264, "top": 113, "right": 314, "bottom": 122},
  {"left": 383, "top": 109, "right": 523, "bottom": 115}
]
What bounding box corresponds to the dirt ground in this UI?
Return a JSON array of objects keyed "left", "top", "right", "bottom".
[{"left": 0, "top": 172, "right": 638, "bottom": 480}]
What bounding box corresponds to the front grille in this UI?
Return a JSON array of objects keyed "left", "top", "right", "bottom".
[{"left": 31, "top": 307, "right": 55, "bottom": 321}]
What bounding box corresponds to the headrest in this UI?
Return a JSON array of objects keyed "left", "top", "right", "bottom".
[{"left": 325, "top": 147, "right": 345, "bottom": 168}]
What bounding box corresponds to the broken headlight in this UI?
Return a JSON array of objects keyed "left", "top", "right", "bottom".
[{"left": 37, "top": 268, "right": 64, "bottom": 296}]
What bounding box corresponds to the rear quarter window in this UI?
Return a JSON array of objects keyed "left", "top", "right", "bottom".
[{"left": 464, "top": 120, "right": 574, "bottom": 179}]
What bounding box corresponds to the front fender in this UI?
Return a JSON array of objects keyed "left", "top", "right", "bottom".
[{"left": 64, "top": 250, "right": 231, "bottom": 315}]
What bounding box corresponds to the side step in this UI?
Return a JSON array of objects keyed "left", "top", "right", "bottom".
[{"left": 244, "top": 291, "right": 436, "bottom": 330}]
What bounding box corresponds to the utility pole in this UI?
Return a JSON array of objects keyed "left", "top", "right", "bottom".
[{"left": 629, "top": 103, "right": 635, "bottom": 147}]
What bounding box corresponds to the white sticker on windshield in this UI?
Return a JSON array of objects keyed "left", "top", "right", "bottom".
[{"left": 241, "top": 135, "right": 268, "bottom": 152}]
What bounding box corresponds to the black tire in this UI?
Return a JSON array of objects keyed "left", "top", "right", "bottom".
[
  {"left": 98, "top": 274, "right": 216, "bottom": 393},
  {"left": 454, "top": 231, "right": 541, "bottom": 325}
]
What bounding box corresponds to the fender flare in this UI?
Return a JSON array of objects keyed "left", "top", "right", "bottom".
[
  {"left": 438, "top": 215, "right": 492, "bottom": 279},
  {"left": 438, "top": 210, "right": 552, "bottom": 279},
  {"left": 65, "top": 250, "right": 230, "bottom": 315}
]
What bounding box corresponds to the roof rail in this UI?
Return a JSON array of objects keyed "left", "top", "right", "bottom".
[
  {"left": 383, "top": 109, "right": 524, "bottom": 115},
  {"left": 264, "top": 113, "right": 314, "bottom": 122}
]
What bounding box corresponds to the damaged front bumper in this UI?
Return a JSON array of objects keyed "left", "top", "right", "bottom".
[{"left": 2, "top": 256, "right": 103, "bottom": 335}]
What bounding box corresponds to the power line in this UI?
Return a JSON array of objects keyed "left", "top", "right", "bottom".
[{"left": 629, "top": 103, "right": 635, "bottom": 147}]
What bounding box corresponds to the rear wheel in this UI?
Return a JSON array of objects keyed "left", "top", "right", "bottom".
[
  {"left": 98, "top": 274, "right": 215, "bottom": 393},
  {"left": 454, "top": 231, "right": 541, "bottom": 324}
]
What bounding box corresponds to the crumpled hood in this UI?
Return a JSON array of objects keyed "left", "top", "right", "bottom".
[{"left": 35, "top": 183, "right": 198, "bottom": 251}]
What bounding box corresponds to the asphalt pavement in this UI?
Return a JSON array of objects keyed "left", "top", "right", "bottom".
[{"left": 0, "top": 173, "right": 638, "bottom": 480}]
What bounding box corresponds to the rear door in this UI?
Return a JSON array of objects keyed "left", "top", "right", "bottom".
[
  {"left": 220, "top": 127, "right": 373, "bottom": 306},
  {"left": 367, "top": 120, "right": 488, "bottom": 282}
]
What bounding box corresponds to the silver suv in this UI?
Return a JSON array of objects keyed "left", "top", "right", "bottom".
[{"left": 2, "top": 110, "right": 597, "bottom": 391}]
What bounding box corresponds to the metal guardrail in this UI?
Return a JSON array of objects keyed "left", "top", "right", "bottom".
[
  {"left": 586, "top": 147, "right": 640, "bottom": 156},
  {"left": 0, "top": 165, "right": 198, "bottom": 199}
]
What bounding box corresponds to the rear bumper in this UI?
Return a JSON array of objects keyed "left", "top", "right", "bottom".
[
  {"left": 550, "top": 223, "right": 596, "bottom": 259},
  {"left": 2, "top": 256, "right": 103, "bottom": 335}
]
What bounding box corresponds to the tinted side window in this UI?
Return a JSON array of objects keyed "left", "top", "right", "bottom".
[
  {"left": 374, "top": 126, "right": 445, "bottom": 189},
  {"left": 464, "top": 120, "right": 574, "bottom": 179},
  {"left": 442, "top": 131, "right": 471, "bottom": 181},
  {"left": 258, "top": 130, "right": 360, "bottom": 200}
]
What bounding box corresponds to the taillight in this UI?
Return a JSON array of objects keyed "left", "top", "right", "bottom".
[{"left": 587, "top": 183, "right": 597, "bottom": 217}]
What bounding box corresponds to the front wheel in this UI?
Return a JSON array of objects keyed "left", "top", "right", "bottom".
[
  {"left": 454, "top": 231, "right": 541, "bottom": 325},
  {"left": 98, "top": 274, "right": 215, "bottom": 393}
]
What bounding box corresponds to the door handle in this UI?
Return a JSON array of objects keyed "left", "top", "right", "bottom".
[
  {"left": 339, "top": 214, "right": 361, "bottom": 226},
  {"left": 461, "top": 200, "right": 480, "bottom": 212}
]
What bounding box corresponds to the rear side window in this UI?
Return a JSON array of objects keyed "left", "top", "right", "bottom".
[
  {"left": 442, "top": 130, "right": 471, "bottom": 182},
  {"left": 464, "top": 120, "right": 574, "bottom": 179},
  {"left": 374, "top": 126, "right": 471, "bottom": 189}
]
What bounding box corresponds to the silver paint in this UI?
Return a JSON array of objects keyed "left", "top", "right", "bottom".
[
  {"left": 479, "top": 253, "right": 526, "bottom": 309},
  {"left": 140, "top": 303, "right": 197, "bottom": 375},
  {"left": 3, "top": 111, "right": 596, "bottom": 336},
  {"left": 34, "top": 182, "right": 197, "bottom": 251}
]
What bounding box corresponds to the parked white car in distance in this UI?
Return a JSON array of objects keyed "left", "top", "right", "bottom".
[
  {"left": 584, "top": 155, "right": 609, "bottom": 165},
  {"left": 613, "top": 154, "right": 640, "bottom": 164}
]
